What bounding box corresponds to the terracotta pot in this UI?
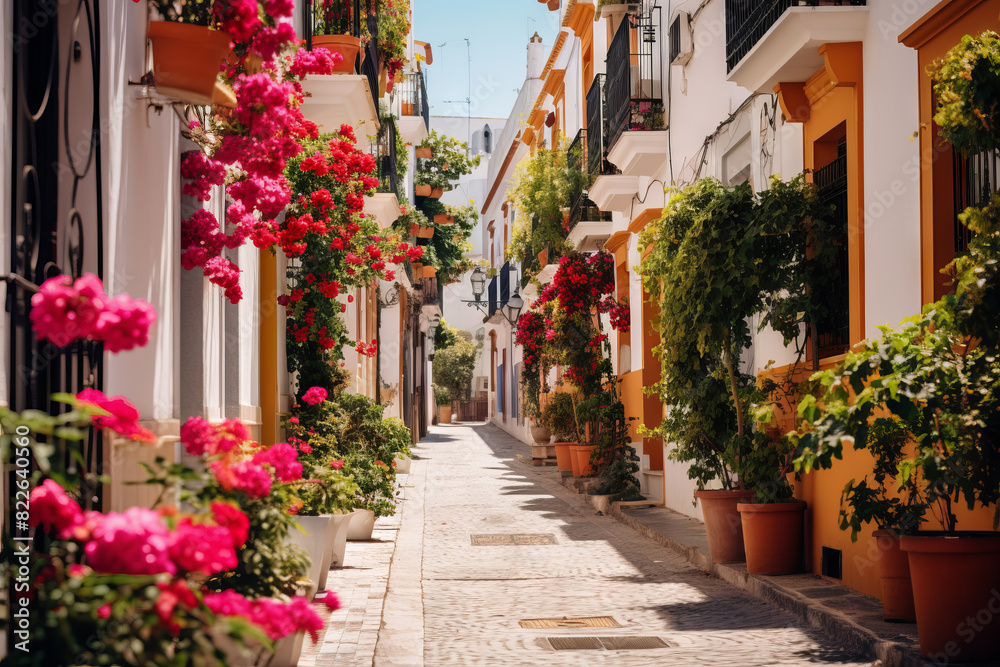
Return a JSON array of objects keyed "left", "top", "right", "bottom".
[
  {"left": 422, "top": 266, "right": 436, "bottom": 278},
  {"left": 438, "top": 405, "right": 452, "bottom": 423},
  {"left": 570, "top": 443, "right": 595, "bottom": 477},
  {"left": 402, "top": 102, "right": 415, "bottom": 116},
  {"left": 418, "top": 225, "right": 435, "bottom": 239},
  {"left": 695, "top": 489, "right": 756, "bottom": 564},
  {"left": 311, "top": 34, "right": 361, "bottom": 74},
  {"left": 430, "top": 187, "right": 445, "bottom": 199},
  {"left": 434, "top": 214, "right": 454, "bottom": 225},
  {"left": 415, "top": 147, "right": 433, "bottom": 159},
  {"left": 737, "top": 501, "right": 806, "bottom": 575},
  {"left": 901, "top": 533, "right": 1000, "bottom": 660},
  {"left": 530, "top": 426, "right": 551, "bottom": 445},
  {"left": 538, "top": 248, "right": 549, "bottom": 267},
  {"left": 872, "top": 529, "right": 916, "bottom": 623},
  {"left": 147, "top": 22, "right": 235, "bottom": 107},
  {"left": 347, "top": 509, "right": 376, "bottom": 540},
  {"left": 415, "top": 184, "right": 432, "bottom": 197},
  {"left": 378, "top": 68, "right": 387, "bottom": 96},
  {"left": 553, "top": 442, "right": 576, "bottom": 472},
  {"left": 409, "top": 222, "right": 420, "bottom": 235}
]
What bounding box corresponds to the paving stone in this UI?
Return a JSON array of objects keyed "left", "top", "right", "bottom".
[{"left": 375, "top": 422, "right": 876, "bottom": 667}]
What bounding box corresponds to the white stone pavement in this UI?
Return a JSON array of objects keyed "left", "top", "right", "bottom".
[{"left": 314, "top": 422, "right": 878, "bottom": 666}]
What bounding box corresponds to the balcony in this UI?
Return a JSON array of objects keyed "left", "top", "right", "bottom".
[
  {"left": 585, "top": 74, "right": 613, "bottom": 178},
  {"left": 364, "top": 116, "right": 401, "bottom": 229},
  {"left": 299, "top": 0, "right": 381, "bottom": 148},
  {"left": 396, "top": 70, "right": 430, "bottom": 145},
  {"left": 725, "top": 0, "right": 868, "bottom": 93},
  {"left": 604, "top": 7, "right": 666, "bottom": 173}
]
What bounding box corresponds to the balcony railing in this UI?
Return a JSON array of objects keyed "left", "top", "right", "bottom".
[
  {"left": 302, "top": 0, "right": 380, "bottom": 110},
  {"left": 374, "top": 115, "right": 399, "bottom": 196},
  {"left": 953, "top": 146, "right": 999, "bottom": 252},
  {"left": 586, "top": 74, "right": 614, "bottom": 177},
  {"left": 814, "top": 150, "right": 849, "bottom": 358},
  {"left": 398, "top": 71, "right": 430, "bottom": 132},
  {"left": 566, "top": 128, "right": 610, "bottom": 232},
  {"left": 725, "top": 0, "right": 866, "bottom": 73},
  {"left": 606, "top": 7, "right": 664, "bottom": 153}
]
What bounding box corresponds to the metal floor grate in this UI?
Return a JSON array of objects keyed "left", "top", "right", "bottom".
[
  {"left": 470, "top": 533, "right": 558, "bottom": 546},
  {"left": 546, "top": 636, "right": 672, "bottom": 651},
  {"left": 519, "top": 616, "right": 622, "bottom": 629}
]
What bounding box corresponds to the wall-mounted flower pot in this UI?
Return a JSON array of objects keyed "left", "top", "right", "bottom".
[
  {"left": 737, "top": 501, "right": 806, "bottom": 575},
  {"left": 553, "top": 442, "right": 576, "bottom": 473},
  {"left": 538, "top": 248, "right": 549, "bottom": 267},
  {"left": 429, "top": 187, "right": 444, "bottom": 199},
  {"left": 415, "top": 184, "right": 432, "bottom": 197},
  {"left": 402, "top": 102, "right": 415, "bottom": 116},
  {"left": 147, "top": 22, "right": 235, "bottom": 107},
  {"left": 421, "top": 266, "right": 437, "bottom": 278},
  {"left": 415, "top": 147, "right": 433, "bottom": 159},
  {"left": 378, "top": 68, "right": 388, "bottom": 96},
  {"left": 569, "top": 443, "right": 595, "bottom": 477},
  {"left": 409, "top": 222, "right": 420, "bottom": 235},
  {"left": 901, "top": 533, "right": 1000, "bottom": 660},
  {"left": 871, "top": 529, "right": 916, "bottom": 623},
  {"left": 417, "top": 226, "right": 435, "bottom": 239},
  {"left": 434, "top": 214, "right": 454, "bottom": 225},
  {"left": 411, "top": 262, "right": 424, "bottom": 272},
  {"left": 695, "top": 489, "right": 756, "bottom": 564},
  {"left": 347, "top": 508, "right": 376, "bottom": 540},
  {"left": 311, "top": 34, "right": 361, "bottom": 74}
]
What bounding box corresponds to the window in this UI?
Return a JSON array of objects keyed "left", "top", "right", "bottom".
[{"left": 813, "top": 127, "right": 849, "bottom": 358}]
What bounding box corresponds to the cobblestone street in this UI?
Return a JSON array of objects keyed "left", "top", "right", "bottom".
[{"left": 369, "top": 423, "right": 876, "bottom": 666}]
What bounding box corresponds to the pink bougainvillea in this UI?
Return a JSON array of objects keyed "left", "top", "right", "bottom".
[
  {"left": 28, "top": 479, "right": 82, "bottom": 534},
  {"left": 76, "top": 389, "right": 157, "bottom": 444},
  {"left": 30, "top": 274, "right": 156, "bottom": 352}
]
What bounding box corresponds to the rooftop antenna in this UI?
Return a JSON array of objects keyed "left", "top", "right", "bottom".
[{"left": 443, "top": 38, "right": 473, "bottom": 156}]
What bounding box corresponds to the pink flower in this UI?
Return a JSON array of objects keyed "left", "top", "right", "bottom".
[
  {"left": 29, "top": 274, "right": 106, "bottom": 346},
  {"left": 214, "top": 0, "right": 261, "bottom": 43},
  {"left": 168, "top": 518, "right": 239, "bottom": 575},
  {"left": 84, "top": 507, "right": 175, "bottom": 576},
  {"left": 76, "top": 388, "right": 157, "bottom": 444},
  {"left": 545, "top": 329, "right": 556, "bottom": 341},
  {"left": 321, "top": 592, "right": 341, "bottom": 611},
  {"left": 330, "top": 459, "right": 344, "bottom": 470},
  {"left": 230, "top": 460, "right": 273, "bottom": 498},
  {"left": 96, "top": 605, "right": 111, "bottom": 619},
  {"left": 254, "top": 443, "right": 303, "bottom": 483},
  {"left": 28, "top": 479, "right": 82, "bottom": 533},
  {"left": 302, "top": 386, "right": 328, "bottom": 405},
  {"left": 94, "top": 292, "right": 157, "bottom": 353},
  {"left": 212, "top": 501, "right": 250, "bottom": 548},
  {"left": 289, "top": 46, "right": 342, "bottom": 78}
]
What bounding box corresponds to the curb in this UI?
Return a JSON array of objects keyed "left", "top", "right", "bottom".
[{"left": 556, "top": 474, "right": 929, "bottom": 667}]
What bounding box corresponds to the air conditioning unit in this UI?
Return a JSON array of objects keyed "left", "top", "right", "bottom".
[
  {"left": 669, "top": 11, "right": 693, "bottom": 66},
  {"left": 475, "top": 376, "right": 489, "bottom": 393}
]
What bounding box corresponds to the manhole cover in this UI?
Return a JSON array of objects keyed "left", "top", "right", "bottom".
[
  {"left": 599, "top": 636, "right": 671, "bottom": 650},
  {"left": 519, "top": 616, "right": 622, "bottom": 629},
  {"left": 545, "top": 636, "right": 672, "bottom": 651},
  {"left": 547, "top": 637, "right": 604, "bottom": 650},
  {"left": 471, "top": 533, "right": 558, "bottom": 546}
]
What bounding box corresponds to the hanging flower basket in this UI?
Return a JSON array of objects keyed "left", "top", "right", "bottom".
[
  {"left": 415, "top": 147, "right": 433, "bottom": 159},
  {"left": 417, "top": 225, "right": 435, "bottom": 239},
  {"left": 409, "top": 222, "right": 420, "bottom": 236},
  {"left": 429, "top": 187, "right": 444, "bottom": 199},
  {"left": 147, "top": 21, "right": 236, "bottom": 107},
  {"left": 312, "top": 35, "right": 361, "bottom": 74},
  {"left": 415, "top": 184, "right": 432, "bottom": 197},
  {"left": 434, "top": 214, "right": 454, "bottom": 225}
]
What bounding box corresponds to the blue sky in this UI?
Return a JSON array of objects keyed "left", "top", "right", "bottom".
[{"left": 413, "top": 0, "right": 561, "bottom": 120}]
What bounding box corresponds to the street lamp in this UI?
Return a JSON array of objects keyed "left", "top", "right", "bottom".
[
  {"left": 505, "top": 290, "right": 524, "bottom": 325},
  {"left": 469, "top": 266, "right": 486, "bottom": 301}
]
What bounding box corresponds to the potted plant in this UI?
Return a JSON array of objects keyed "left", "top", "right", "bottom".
[
  {"left": 145, "top": 0, "right": 250, "bottom": 107},
  {"left": 434, "top": 384, "right": 453, "bottom": 424},
  {"left": 542, "top": 392, "right": 580, "bottom": 474},
  {"left": 639, "top": 174, "right": 838, "bottom": 569},
  {"left": 414, "top": 131, "right": 480, "bottom": 200},
  {"left": 376, "top": 0, "right": 411, "bottom": 88},
  {"left": 586, "top": 373, "right": 643, "bottom": 507},
  {"left": 310, "top": 0, "right": 366, "bottom": 73},
  {"left": 792, "top": 32, "right": 1000, "bottom": 660},
  {"left": 293, "top": 462, "right": 361, "bottom": 589}
]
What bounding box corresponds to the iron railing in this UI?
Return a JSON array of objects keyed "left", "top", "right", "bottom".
[
  {"left": 725, "top": 0, "right": 866, "bottom": 73},
  {"left": 586, "top": 74, "right": 614, "bottom": 176},
  {"left": 374, "top": 115, "right": 399, "bottom": 196},
  {"left": 814, "top": 149, "right": 850, "bottom": 358},
  {"left": 360, "top": 10, "right": 380, "bottom": 111},
  {"left": 398, "top": 70, "right": 430, "bottom": 133},
  {"left": 606, "top": 7, "right": 664, "bottom": 153},
  {"left": 953, "top": 146, "right": 999, "bottom": 252}
]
